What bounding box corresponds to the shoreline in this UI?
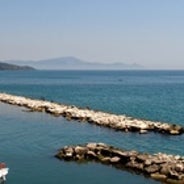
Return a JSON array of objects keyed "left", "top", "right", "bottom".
[{"left": 0, "top": 92, "right": 183, "bottom": 135}]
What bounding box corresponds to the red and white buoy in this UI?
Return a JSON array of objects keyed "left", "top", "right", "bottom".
[{"left": 0, "top": 163, "right": 9, "bottom": 181}]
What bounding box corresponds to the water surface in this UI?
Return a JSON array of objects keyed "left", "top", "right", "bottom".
[{"left": 0, "top": 70, "right": 184, "bottom": 183}]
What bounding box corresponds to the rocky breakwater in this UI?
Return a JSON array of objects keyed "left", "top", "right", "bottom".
[
  {"left": 56, "top": 143, "right": 184, "bottom": 184},
  {"left": 0, "top": 93, "right": 183, "bottom": 135}
]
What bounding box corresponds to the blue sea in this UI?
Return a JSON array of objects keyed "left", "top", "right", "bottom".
[{"left": 0, "top": 70, "right": 184, "bottom": 184}]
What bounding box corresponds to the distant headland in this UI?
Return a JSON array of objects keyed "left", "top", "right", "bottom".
[
  {"left": 0, "top": 62, "right": 35, "bottom": 71},
  {"left": 4, "top": 57, "right": 144, "bottom": 70}
]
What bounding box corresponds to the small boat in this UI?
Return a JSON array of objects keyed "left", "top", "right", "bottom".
[{"left": 0, "top": 163, "right": 9, "bottom": 181}]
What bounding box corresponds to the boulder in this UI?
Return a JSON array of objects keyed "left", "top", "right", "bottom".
[
  {"left": 101, "top": 157, "right": 111, "bottom": 163},
  {"left": 151, "top": 173, "right": 167, "bottom": 181},
  {"left": 136, "top": 154, "right": 149, "bottom": 162},
  {"left": 175, "top": 163, "right": 184, "bottom": 172},
  {"left": 87, "top": 151, "right": 97, "bottom": 158},
  {"left": 110, "top": 156, "right": 121, "bottom": 163},
  {"left": 169, "top": 169, "right": 180, "bottom": 180},
  {"left": 86, "top": 143, "right": 97, "bottom": 150},
  {"left": 74, "top": 146, "right": 88, "bottom": 155},
  {"left": 166, "top": 178, "right": 184, "bottom": 184},
  {"left": 170, "top": 130, "right": 180, "bottom": 135},
  {"left": 144, "top": 159, "right": 152, "bottom": 166},
  {"left": 145, "top": 164, "right": 160, "bottom": 174}
]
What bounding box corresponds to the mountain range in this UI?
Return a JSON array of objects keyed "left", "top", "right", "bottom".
[{"left": 3, "top": 57, "right": 143, "bottom": 70}]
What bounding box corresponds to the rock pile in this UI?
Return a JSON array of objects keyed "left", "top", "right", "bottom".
[
  {"left": 0, "top": 93, "right": 183, "bottom": 135},
  {"left": 56, "top": 143, "right": 184, "bottom": 184}
]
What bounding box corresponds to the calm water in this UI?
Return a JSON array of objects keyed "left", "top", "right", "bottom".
[{"left": 0, "top": 70, "right": 184, "bottom": 184}]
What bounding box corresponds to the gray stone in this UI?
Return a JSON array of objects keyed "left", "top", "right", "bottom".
[
  {"left": 101, "top": 157, "right": 111, "bottom": 163},
  {"left": 166, "top": 178, "right": 184, "bottom": 184},
  {"left": 110, "top": 156, "right": 121, "bottom": 163},
  {"left": 136, "top": 154, "right": 149, "bottom": 162},
  {"left": 145, "top": 164, "right": 160, "bottom": 173},
  {"left": 86, "top": 143, "right": 97, "bottom": 150},
  {"left": 175, "top": 163, "right": 184, "bottom": 172},
  {"left": 169, "top": 169, "right": 180, "bottom": 179},
  {"left": 160, "top": 164, "right": 170, "bottom": 175},
  {"left": 112, "top": 150, "right": 130, "bottom": 158},
  {"left": 151, "top": 173, "right": 167, "bottom": 181},
  {"left": 144, "top": 159, "right": 152, "bottom": 166},
  {"left": 74, "top": 146, "right": 88, "bottom": 155},
  {"left": 87, "top": 151, "right": 97, "bottom": 158},
  {"left": 170, "top": 130, "right": 180, "bottom": 135}
]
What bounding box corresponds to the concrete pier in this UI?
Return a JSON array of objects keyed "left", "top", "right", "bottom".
[
  {"left": 0, "top": 93, "right": 183, "bottom": 135},
  {"left": 56, "top": 143, "right": 184, "bottom": 184}
]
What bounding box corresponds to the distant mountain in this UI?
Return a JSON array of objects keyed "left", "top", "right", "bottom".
[
  {"left": 0, "top": 62, "right": 35, "bottom": 70},
  {"left": 5, "top": 57, "right": 143, "bottom": 70}
]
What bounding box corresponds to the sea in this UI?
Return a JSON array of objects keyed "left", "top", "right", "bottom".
[{"left": 0, "top": 70, "right": 184, "bottom": 184}]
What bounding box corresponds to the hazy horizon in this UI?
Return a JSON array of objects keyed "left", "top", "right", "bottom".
[{"left": 1, "top": 0, "right": 184, "bottom": 69}]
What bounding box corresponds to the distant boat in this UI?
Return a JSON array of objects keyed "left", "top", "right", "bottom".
[{"left": 0, "top": 163, "right": 9, "bottom": 181}]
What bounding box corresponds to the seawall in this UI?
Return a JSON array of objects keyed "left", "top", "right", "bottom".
[
  {"left": 0, "top": 93, "right": 183, "bottom": 135},
  {"left": 56, "top": 143, "right": 184, "bottom": 184}
]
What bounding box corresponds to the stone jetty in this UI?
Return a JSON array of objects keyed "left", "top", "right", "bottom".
[
  {"left": 0, "top": 93, "right": 183, "bottom": 135},
  {"left": 56, "top": 143, "right": 184, "bottom": 184}
]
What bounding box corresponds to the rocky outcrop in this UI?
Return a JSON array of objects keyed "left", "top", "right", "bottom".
[
  {"left": 0, "top": 93, "right": 183, "bottom": 135},
  {"left": 55, "top": 143, "right": 184, "bottom": 184}
]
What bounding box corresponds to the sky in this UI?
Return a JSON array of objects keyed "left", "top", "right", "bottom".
[{"left": 0, "top": 0, "right": 184, "bottom": 69}]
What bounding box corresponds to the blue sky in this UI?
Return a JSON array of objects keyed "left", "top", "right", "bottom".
[{"left": 0, "top": 0, "right": 184, "bottom": 69}]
